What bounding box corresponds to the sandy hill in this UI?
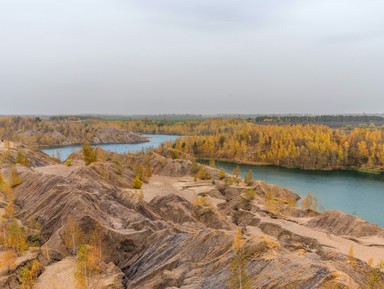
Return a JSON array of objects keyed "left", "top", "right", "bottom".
[{"left": 0, "top": 148, "right": 383, "bottom": 288}]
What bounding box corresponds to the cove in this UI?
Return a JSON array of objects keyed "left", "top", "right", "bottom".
[
  {"left": 42, "top": 134, "right": 178, "bottom": 162},
  {"left": 214, "top": 161, "right": 384, "bottom": 227}
]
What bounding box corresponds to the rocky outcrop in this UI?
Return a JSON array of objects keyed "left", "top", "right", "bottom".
[{"left": 306, "top": 210, "right": 384, "bottom": 238}]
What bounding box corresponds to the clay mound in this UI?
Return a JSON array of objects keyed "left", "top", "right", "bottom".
[
  {"left": 253, "top": 180, "right": 301, "bottom": 202},
  {"left": 0, "top": 146, "right": 58, "bottom": 167},
  {"left": 122, "top": 152, "right": 192, "bottom": 177},
  {"left": 15, "top": 125, "right": 148, "bottom": 146},
  {"left": 150, "top": 194, "right": 234, "bottom": 230},
  {"left": 124, "top": 230, "right": 234, "bottom": 289},
  {"left": 150, "top": 194, "right": 197, "bottom": 224},
  {"left": 92, "top": 127, "right": 148, "bottom": 144},
  {"left": 307, "top": 210, "right": 384, "bottom": 238}
]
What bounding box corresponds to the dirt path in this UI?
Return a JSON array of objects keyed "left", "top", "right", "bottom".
[
  {"left": 34, "top": 257, "right": 76, "bottom": 289},
  {"left": 33, "top": 162, "right": 82, "bottom": 177}
]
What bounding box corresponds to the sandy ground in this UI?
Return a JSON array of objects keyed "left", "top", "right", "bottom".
[
  {"left": 33, "top": 162, "right": 82, "bottom": 177},
  {"left": 0, "top": 250, "right": 39, "bottom": 277},
  {"left": 0, "top": 141, "right": 17, "bottom": 150},
  {"left": 142, "top": 175, "right": 225, "bottom": 207},
  {"left": 248, "top": 212, "right": 384, "bottom": 265},
  {"left": 35, "top": 257, "right": 76, "bottom": 289},
  {"left": 141, "top": 175, "right": 384, "bottom": 265}
]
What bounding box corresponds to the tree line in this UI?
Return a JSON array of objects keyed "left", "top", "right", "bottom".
[{"left": 158, "top": 122, "right": 384, "bottom": 170}]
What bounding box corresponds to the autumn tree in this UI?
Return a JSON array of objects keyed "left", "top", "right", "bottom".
[
  {"left": 0, "top": 250, "right": 17, "bottom": 274},
  {"left": 74, "top": 244, "right": 101, "bottom": 289},
  {"left": 19, "top": 259, "right": 40, "bottom": 289},
  {"left": 232, "top": 166, "right": 241, "bottom": 178},
  {"left": 368, "top": 261, "right": 384, "bottom": 289},
  {"left": 301, "top": 193, "right": 319, "bottom": 211},
  {"left": 6, "top": 222, "right": 29, "bottom": 254},
  {"left": 62, "top": 218, "right": 83, "bottom": 255},
  {"left": 244, "top": 170, "right": 253, "bottom": 186},
  {"left": 227, "top": 228, "right": 252, "bottom": 289}
]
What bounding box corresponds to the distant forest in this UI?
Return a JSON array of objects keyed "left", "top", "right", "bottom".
[{"left": 251, "top": 115, "right": 384, "bottom": 124}]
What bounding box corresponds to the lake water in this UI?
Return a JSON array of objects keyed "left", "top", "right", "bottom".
[
  {"left": 43, "top": 135, "right": 384, "bottom": 227},
  {"left": 214, "top": 161, "right": 384, "bottom": 227},
  {"left": 42, "top": 134, "right": 178, "bottom": 162}
]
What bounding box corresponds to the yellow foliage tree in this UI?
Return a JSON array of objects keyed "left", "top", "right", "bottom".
[
  {"left": 227, "top": 228, "right": 252, "bottom": 289},
  {"left": 62, "top": 218, "right": 83, "bottom": 255},
  {"left": 0, "top": 250, "right": 17, "bottom": 273}
]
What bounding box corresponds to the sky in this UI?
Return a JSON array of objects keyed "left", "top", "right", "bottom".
[{"left": 1, "top": 0, "right": 384, "bottom": 115}]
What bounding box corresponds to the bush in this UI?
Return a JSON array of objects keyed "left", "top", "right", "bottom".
[
  {"left": 218, "top": 168, "right": 226, "bottom": 180},
  {"left": 82, "top": 143, "right": 97, "bottom": 165},
  {"left": 9, "top": 166, "right": 22, "bottom": 188},
  {"left": 197, "top": 168, "right": 212, "bottom": 180},
  {"left": 132, "top": 176, "right": 143, "bottom": 189},
  {"left": 16, "top": 150, "right": 30, "bottom": 166},
  {"left": 191, "top": 160, "right": 200, "bottom": 174},
  {"left": 65, "top": 159, "right": 72, "bottom": 167},
  {"left": 244, "top": 189, "right": 256, "bottom": 201}
]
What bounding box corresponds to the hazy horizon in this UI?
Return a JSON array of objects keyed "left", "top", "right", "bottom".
[{"left": 2, "top": 1, "right": 384, "bottom": 115}]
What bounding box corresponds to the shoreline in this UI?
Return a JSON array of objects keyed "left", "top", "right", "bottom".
[
  {"left": 197, "top": 157, "right": 384, "bottom": 176},
  {"left": 37, "top": 139, "right": 150, "bottom": 150}
]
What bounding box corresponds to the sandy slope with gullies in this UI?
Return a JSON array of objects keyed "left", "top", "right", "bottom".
[
  {"left": 135, "top": 174, "right": 384, "bottom": 265},
  {"left": 2, "top": 148, "right": 384, "bottom": 288}
]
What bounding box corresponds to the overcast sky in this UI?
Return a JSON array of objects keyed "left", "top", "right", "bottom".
[{"left": 1, "top": 0, "right": 384, "bottom": 115}]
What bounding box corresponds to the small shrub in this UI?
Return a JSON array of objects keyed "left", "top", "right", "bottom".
[
  {"left": 65, "top": 159, "right": 72, "bottom": 167},
  {"left": 218, "top": 168, "right": 226, "bottom": 180},
  {"left": 197, "top": 168, "right": 212, "bottom": 180},
  {"left": 16, "top": 150, "right": 30, "bottom": 167},
  {"left": 9, "top": 166, "right": 22, "bottom": 188},
  {"left": 82, "top": 143, "right": 97, "bottom": 165},
  {"left": 244, "top": 189, "right": 256, "bottom": 201},
  {"left": 132, "top": 176, "right": 143, "bottom": 189}
]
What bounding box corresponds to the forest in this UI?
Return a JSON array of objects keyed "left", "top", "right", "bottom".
[
  {"left": 1, "top": 116, "right": 384, "bottom": 171},
  {"left": 164, "top": 124, "right": 384, "bottom": 170}
]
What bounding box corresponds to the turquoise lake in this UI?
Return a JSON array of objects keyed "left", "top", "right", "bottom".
[
  {"left": 43, "top": 135, "right": 384, "bottom": 227},
  {"left": 215, "top": 161, "right": 384, "bottom": 227},
  {"left": 42, "top": 134, "right": 178, "bottom": 162}
]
